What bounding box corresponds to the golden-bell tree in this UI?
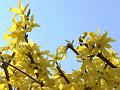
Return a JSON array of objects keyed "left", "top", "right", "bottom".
[{"left": 0, "top": 1, "right": 120, "bottom": 90}]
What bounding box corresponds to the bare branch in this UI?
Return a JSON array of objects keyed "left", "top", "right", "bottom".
[
  {"left": 1, "top": 60, "right": 44, "bottom": 87},
  {"left": 55, "top": 62, "right": 70, "bottom": 84},
  {"left": 97, "top": 53, "right": 117, "bottom": 68},
  {"left": 66, "top": 42, "right": 117, "bottom": 68},
  {"left": 2, "top": 62, "right": 12, "bottom": 90}
]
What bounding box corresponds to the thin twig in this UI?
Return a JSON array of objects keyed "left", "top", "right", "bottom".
[
  {"left": 66, "top": 42, "right": 79, "bottom": 55},
  {"left": 1, "top": 61, "right": 43, "bottom": 86},
  {"left": 66, "top": 42, "right": 117, "bottom": 68},
  {"left": 0, "top": 55, "right": 14, "bottom": 90},
  {"left": 1, "top": 61, "right": 12, "bottom": 90},
  {"left": 24, "top": 9, "right": 30, "bottom": 43},
  {"left": 22, "top": 9, "right": 44, "bottom": 87},
  {"left": 97, "top": 53, "right": 117, "bottom": 68},
  {"left": 55, "top": 62, "right": 70, "bottom": 84}
]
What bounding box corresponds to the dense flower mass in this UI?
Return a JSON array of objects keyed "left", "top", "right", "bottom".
[{"left": 0, "top": 0, "right": 120, "bottom": 90}]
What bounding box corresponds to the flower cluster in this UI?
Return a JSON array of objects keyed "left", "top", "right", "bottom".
[{"left": 0, "top": 1, "right": 120, "bottom": 90}]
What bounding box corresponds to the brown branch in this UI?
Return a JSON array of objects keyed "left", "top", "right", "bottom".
[
  {"left": 24, "top": 9, "right": 30, "bottom": 43},
  {"left": 2, "top": 61, "right": 12, "bottom": 90},
  {"left": 1, "top": 60, "right": 44, "bottom": 87},
  {"left": 23, "top": 9, "right": 42, "bottom": 84},
  {"left": 0, "top": 52, "right": 16, "bottom": 90},
  {"left": 97, "top": 53, "right": 117, "bottom": 68},
  {"left": 0, "top": 55, "right": 13, "bottom": 90},
  {"left": 10, "top": 9, "right": 44, "bottom": 87},
  {"left": 55, "top": 62, "right": 70, "bottom": 84},
  {"left": 66, "top": 42, "right": 117, "bottom": 68},
  {"left": 24, "top": 33, "right": 28, "bottom": 43},
  {"left": 66, "top": 42, "right": 79, "bottom": 55},
  {"left": 26, "top": 52, "right": 35, "bottom": 63}
]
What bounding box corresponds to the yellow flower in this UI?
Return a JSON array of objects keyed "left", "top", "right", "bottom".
[
  {"left": 4, "top": 33, "right": 11, "bottom": 40},
  {"left": 59, "top": 84, "right": 64, "bottom": 90},
  {"left": 10, "top": 0, "right": 29, "bottom": 14},
  {"left": 27, "top": 15, "right": 40, "bottom": 32},
  {"left": 93, "top": 32, "right": 115, "bottom": 56},
  {"left": 53, "top": 46, "right": 67, "bottom": 63}
]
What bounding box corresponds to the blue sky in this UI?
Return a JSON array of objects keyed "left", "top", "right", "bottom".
[{"left": 0, "top": 0, "right": 120, "bottom": 73}]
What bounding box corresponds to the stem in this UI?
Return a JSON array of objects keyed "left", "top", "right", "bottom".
[
  {"left": 55, "top": 62, "right": 70, "bottom": 84},
  {"left": 0, "top": 52, "right": 15, "bottom": 90},
  {"left": 26, "top": 52, "right": 35, "bottom": 63},
  {"left": 23, "top": 9, "right": 44, "bottom": 87},
  {"left": 24, "top": 33, "right": 28, "bottom": 43},
  {"left": 97, "top": 53, "right": 117, "bottom": 68},
  {"left": 66, "top": 43, "right": 79, "bottom": 55},
  {"left": 2, "top": 62, "right": 12, "bottom": 90},
  {"left": 66, "top": 42, "right": 117, "bottom": 68},
  {"left": 1, "top": 61, "right": 43, "bottom": 86}
]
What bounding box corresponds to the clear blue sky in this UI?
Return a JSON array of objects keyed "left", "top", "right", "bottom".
[{"left": 0, "top": 0, "right": 120, "bottom": 73}]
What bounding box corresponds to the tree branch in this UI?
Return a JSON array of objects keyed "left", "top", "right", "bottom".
[
  {"left": 66, "top": 42, "right": 79, "bottom": 55},
  {"left": 97, "top": 53, "right": 117, "bottom": 68},
  {"left": 24, "top": 9, "right": 31, "bottom": 43},
  {"left": 55, "top": 62, "right": 70, "bottom": 84},
  {"left": 1, "top": 60, "right": 44, "bottom": 87},
  {"left": 22, "top": 9, "right": 44, "bottom": 87},
  {"left": 66, "top": 42, "right": 117, "bottom": 68},
  {"left": 1, "top": 61, "right": 12, "bottom": 90}
]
